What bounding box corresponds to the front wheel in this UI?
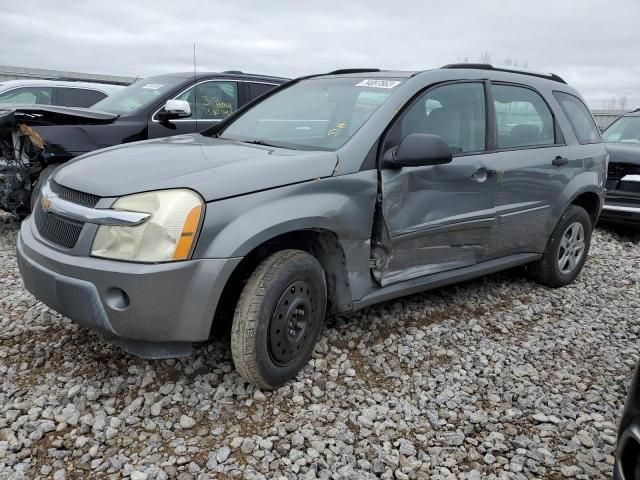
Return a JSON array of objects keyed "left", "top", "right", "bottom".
[
  {"left": 528, "top": 204, "right": 592, "bottom": 287},
  {"left": 231, "top": 249, "right": 327, "bottom": 389}
]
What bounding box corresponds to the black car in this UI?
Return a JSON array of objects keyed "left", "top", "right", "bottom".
[
  {"left": 601, "top": 109, "right": 640, "bottom": 226},
  {"left": 615, "top": 361, "right": 640, "bottom": 479},
  {"left": 0, "top": 71, "right": 288, "bottom": 215}
]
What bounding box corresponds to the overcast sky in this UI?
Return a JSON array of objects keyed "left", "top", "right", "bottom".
[{"left": 2, "top": 0, "right": 638, "bottom": 109}]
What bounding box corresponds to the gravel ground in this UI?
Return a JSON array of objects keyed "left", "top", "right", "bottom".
[{"left": 0, "top": 215, "right": 639, "bottom": 480}]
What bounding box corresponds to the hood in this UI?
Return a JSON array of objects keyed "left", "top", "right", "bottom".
[
  {"left": 605, "top": 142, "right": 640, "bottom": 166},
  {"left": 54, "top": 135, "right": 339, "bottom": 202},
  {"left": 0, "top": 104, "right": 117, "bottom": 127}
]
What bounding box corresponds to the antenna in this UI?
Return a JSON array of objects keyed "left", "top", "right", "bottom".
[{"left": 193, "top": 42, "right": 197, "bottom": 133}]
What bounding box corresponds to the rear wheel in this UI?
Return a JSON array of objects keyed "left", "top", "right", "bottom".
[
  {"left": 30, "top": 164, "right": 60, "bottom": 211},
  {"left": 528, "top": 204, "right": 592, "bottom": 287},
  {"left": 231, "top": 249, "right": 327, "bottom": 389}
]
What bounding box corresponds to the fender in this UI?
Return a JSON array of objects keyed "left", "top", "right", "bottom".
[
  {"left": 547, "top": 170, "right": 604, "bottom": 233},
  {"left": 192, "top": 171, "right": 379, "bottom": 300}
]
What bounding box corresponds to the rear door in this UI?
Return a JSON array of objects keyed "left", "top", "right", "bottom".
[
  {"left": 148, "top": 80, "right": 239, "bottom": 138},
  {"left": 377, "top": 81, "right": 498, "bottom": 286},
  {"left": 488, "top": 83, "right": 576, "bottom": 255}
]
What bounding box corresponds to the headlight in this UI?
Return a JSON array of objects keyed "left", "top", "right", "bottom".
[{"left": 91, "top": 189, "right": 204, "bottom": 262}]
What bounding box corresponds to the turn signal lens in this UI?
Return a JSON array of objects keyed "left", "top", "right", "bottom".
[{"left": 173, "top": 205, "right": 203, "bottom": 260}]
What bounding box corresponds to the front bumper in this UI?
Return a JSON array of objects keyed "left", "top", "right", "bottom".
[
  {"left": 600, "top": 193, "right": 640, "bottom": 226},
  {"left": 17, "top": 218, "right": 242, "bottom": 358}
]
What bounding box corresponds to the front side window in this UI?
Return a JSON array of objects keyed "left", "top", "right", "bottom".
[
  {"left": 385, "top": 82, "right": 486, "bottom": 155},
  {"left": 0, "top": 86, "right": 52, "bottom": 105},
  {"left": 602, "top": 116, "right": 640, "bottom": 144},
  {"left": 554, "top": 92, "right": 601, "bottom": 144},
  {"left": 175, "top": 81, "right": 238, "bottom": 120},
  {"left": 220, "top": 77, "right": 401, "bottom": 151},
  {"left": 493, "top": 84, "right": 555, "bottom": 149}
]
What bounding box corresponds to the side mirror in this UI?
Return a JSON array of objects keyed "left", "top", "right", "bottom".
[
  {"left": 157, "top": 99, "right": 191, "bottom": 121},
  {"left": 384, "top": 133, "right": 452, "bottom": 168}
]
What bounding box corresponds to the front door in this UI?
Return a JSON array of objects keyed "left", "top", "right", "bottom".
[
  {"left": 148, "top": 80, "right": 239, "bottom": 138},
  {"left": 377, "top": 81, "right": 498, "bottom": 286}
]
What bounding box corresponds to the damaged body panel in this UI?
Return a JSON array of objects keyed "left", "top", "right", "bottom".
[
  {"left": 0, "top": 72, "right": 287, "bottom": 216},
  {"left": 17, "top": 66, "right": 606, "bottom": 388}
]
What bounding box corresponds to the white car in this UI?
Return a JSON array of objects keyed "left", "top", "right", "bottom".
[{"left": 0, "top": 79, "right": 125, "bottom": 108}]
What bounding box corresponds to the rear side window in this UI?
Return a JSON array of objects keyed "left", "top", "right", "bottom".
[
  {"left": 57, "top": 88, "right": 107, "bottom": 107},
  {"left": 553, "top": 91, "right": 601, "bottom": 144},
  {"left": 0, "top": 86, "right": 52, "bottom": 105},
  {"left": 493, "top": 84, "right": 555, "bottom": 149},
  {"left": 248, "top": 82, "right": 277, "bottom": 101}
]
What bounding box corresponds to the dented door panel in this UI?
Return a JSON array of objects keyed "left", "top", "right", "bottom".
[{"left": 378, "top": 157, "right": 497, "bottom": 286}]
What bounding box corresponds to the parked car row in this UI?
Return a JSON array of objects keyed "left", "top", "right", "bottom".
[{"left": 0, "top": 72, "right": 288, "bottom": 216}]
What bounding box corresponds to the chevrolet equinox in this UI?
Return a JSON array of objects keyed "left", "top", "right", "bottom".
[{"left": 17, "top": 64, "right": 607, "bottom": 388}]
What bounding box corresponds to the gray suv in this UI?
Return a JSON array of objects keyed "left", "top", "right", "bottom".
[{"left": 17, "top": 65, "right": 607, "bottom": 388}]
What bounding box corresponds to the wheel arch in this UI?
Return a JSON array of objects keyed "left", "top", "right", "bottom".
[
  {"left": 210, "top": 227, "right": 353, "bottom": 337},
  {"left": 569, "top": 190, "right": 602, "bottom": 228}
]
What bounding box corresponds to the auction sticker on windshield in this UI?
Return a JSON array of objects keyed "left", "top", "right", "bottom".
[
  {"left": 355, "top": 79, "right": 401, "bottom": 89},
  {"left": 142, "top": 84, "right": 164, "bottom": 90}
]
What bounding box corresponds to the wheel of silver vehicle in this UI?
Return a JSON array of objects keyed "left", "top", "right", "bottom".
[
  {"left": 231, "top": 249, "right": 327, "bottom": 389},
  {"left": 528, "top": 204, "right": 592, "bottom": 288},
  {"left": 557, "top": 222, "right": 585, "bottom": 275}
]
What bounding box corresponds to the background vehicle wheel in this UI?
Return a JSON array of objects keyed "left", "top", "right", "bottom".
[
  {"left": 231, "top": 249, "right": 327, "bottom": 389},
  {"left": 30, "top": 164, "right": 60, "bottom": 211},
  {"left": 528, "top": 204, "right": 592, "bottom": 287}
]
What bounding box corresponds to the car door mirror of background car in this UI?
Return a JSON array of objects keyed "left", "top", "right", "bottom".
[
  {"left": 157, "top": 99, "right": 192, "bottom": 122},
  {"left": 383, "top": 133, "right": 453, "bottom": 168}
]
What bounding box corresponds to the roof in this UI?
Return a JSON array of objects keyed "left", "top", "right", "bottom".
[
  {"left": 158, "top": 71, "right": 290, "bottom": 83},
  {"left": 0, "top": 79, "right": 124, "bottom": 94}
]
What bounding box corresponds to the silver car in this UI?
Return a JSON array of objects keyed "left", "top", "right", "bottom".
[{"left": 17, "top": 65, "right": 607, "bottom": 388}]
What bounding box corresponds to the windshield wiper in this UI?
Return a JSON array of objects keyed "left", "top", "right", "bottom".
[{"left": 241, "top": 139, "right": 282, "bottom": 148}]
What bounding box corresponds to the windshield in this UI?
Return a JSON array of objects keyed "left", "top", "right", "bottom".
[
  {"left": 219, "top": 77, "right": 402, "bottom": 151},
  {"left": 91, "top": 76, "right": 184, "bottom": 114},
  {"left": 603, "top": 116, "right": 640, "bottom": 144}
]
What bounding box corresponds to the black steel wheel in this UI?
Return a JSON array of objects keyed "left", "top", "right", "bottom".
[{"left": 231, "top": 249, "right": 327, "bottom": 389}]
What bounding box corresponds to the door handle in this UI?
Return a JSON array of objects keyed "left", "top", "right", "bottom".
[{"left": 552, "top": 156, "right": 569, "bottom": 167}]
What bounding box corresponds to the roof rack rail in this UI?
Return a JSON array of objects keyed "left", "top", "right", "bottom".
[
  {"left": 441, "top": 63, "right": 567, "bottom": 84},
  {"left": 328, "top": 68, "right": 380, "bottom": 75},
  {"left": 222, "top": 70, "right": 244, "bottom": 74},
  {"left": 47, "top": 76, "right": 134, "bottom": 86}
]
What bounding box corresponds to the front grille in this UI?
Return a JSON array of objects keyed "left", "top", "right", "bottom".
[
  {"left": 607, "top": 162, "right": 640, "bottom": 193},
  {"left": 50, "top": 180, "right": 100, "bottom": 208},
  {"left": 33, "top": 206, "right": 84, "bottom": 249}
]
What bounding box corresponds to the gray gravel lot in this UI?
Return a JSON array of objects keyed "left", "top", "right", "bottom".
[{"left": 0, "top": 214, "right": 638, "bottom": 480}]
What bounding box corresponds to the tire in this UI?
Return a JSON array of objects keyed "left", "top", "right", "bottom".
[
  {"left": 528, "top": 204, "right": 592, "bottom": 287},
  {"left": 30, "top": 164, "right": 60, "bottom": 211},
  {"left": 231, "top": 249, "right": 327, "bottom": 389}
]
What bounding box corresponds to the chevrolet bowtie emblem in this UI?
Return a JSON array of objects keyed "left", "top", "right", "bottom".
[{"left": 41, "top": 195, "right": 51, "bottom": 211}]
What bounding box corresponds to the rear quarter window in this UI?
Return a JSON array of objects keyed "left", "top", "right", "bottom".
[{"left": 553, "top": 91, "right": 601, "bottom": 144}]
